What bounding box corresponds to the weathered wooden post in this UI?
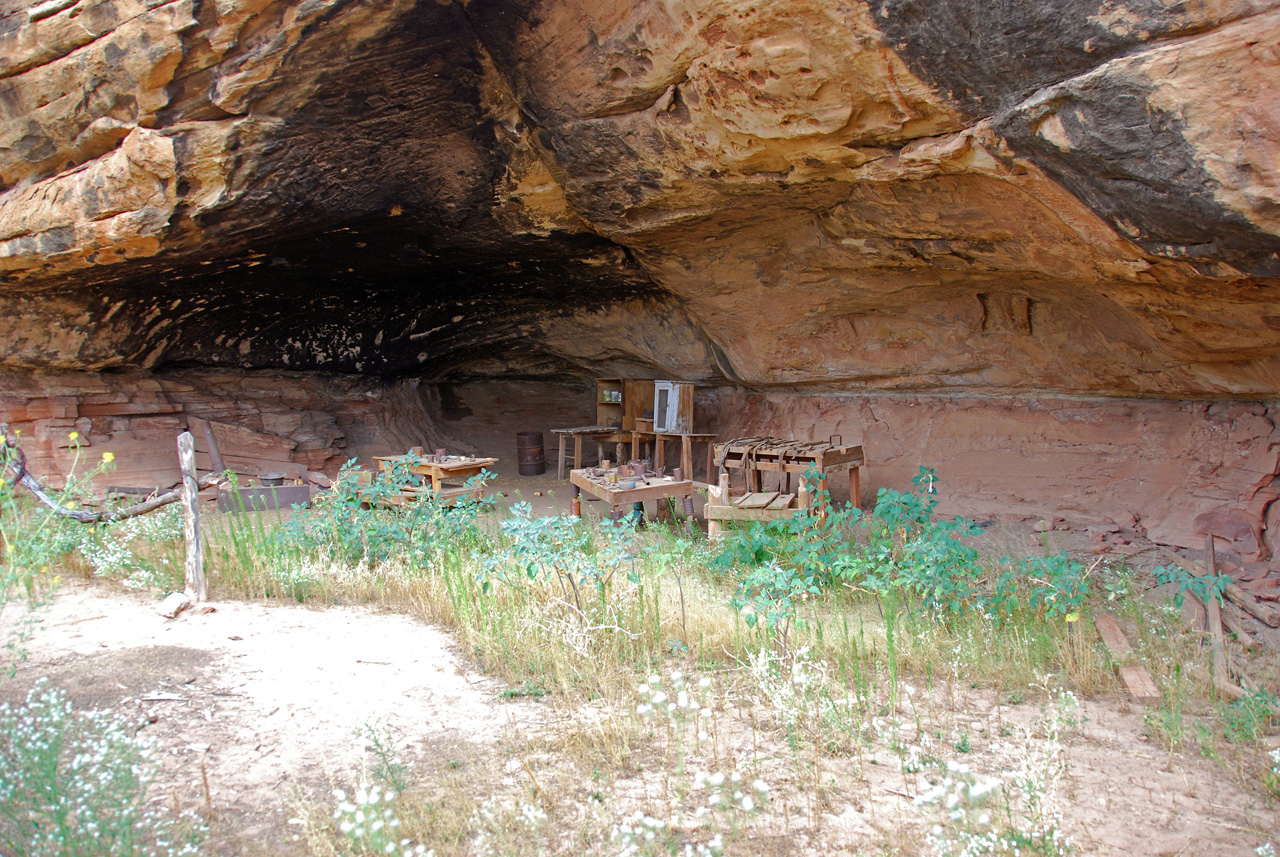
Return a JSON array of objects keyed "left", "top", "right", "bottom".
[
  {"left": 707, "top": 471, "right": 729, "bottom": 544},
  {"left": 177, "top": 431, "right": 206, "bottom": 602}
]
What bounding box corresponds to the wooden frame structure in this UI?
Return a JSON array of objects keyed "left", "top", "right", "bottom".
[
  {"left": 704, "top": 437, "right": 865, "bottom": 541},
  {"left": 552, "top": 379, "right": 706, "bottom": 482}
]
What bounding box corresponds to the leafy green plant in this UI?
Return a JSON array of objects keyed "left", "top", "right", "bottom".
[
  {"left": 715, "top": 469, "right": 861, "bottom": 584},
  {"left": 1153, "top": 562, "right": 1229, "bottom": 608},
  {"left": 499, "top": 682, "right": 549, "bottom": 700},
  {"left": 1018, "top": 553, "right": 1090, "bottom": 619},
  {"left": 732, "top": 561, "right": 818, "bottom": 648},
  {"left": 836, "top": 468, "right": 984, "bottom": 615},
  {"left": 283, "top": 460, "right": 492, "bottom": 570},
  {"left": 1219, "top": 691, "right": 1278, "bottom": 745},
  {"left": 481, "top": 502, "right": 633, "bottom": 614},
  {"left": 0, "top": 681, "right": 206, "bottom": 856}
]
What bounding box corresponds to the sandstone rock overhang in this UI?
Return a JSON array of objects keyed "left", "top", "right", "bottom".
[{"left": 0, "top": 0, "right": 1278, "bottom": 394}]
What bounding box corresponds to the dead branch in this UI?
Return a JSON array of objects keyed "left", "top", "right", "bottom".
[{"left": 1, "top": 427, "right": 222, "bottom": 524}]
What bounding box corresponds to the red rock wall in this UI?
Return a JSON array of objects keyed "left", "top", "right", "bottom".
[
  {"left": 699, "top": 389, "right": 1280, "bottom": 562},
  {"left": 0, "top": 369, "right": 457, "bottom": 489},
  {"left": 4, "top": 369, "right": 1277, "bottom": 564}
]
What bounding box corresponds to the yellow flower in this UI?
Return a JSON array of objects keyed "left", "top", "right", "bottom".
[
  {"left": 68, "top": 431, "right": 79, "bottom": 441},
  {"left": 102, "top": 451, "right": 115, "bottom": 463}
]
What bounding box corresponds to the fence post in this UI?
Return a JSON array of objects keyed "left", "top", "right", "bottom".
[{"left": 177, "top": 431, "right": 206, "bottom": 602}]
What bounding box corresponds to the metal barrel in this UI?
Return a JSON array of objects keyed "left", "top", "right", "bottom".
[{"left": 516, "top": 431, "right": 546, "bottom": 476}]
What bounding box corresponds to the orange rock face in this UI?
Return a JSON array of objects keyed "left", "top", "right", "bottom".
[{"left": 1, "top": 0, "right": 1279, "bottom": 556}]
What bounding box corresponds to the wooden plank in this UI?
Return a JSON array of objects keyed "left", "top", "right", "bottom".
[
  {"left": 1095, "top": 612, "right": 1160, "bottom": 703},
  {"left": 570, "top": 470, "right": 693, "bottom": 506},
  {"left": 1094, "top": 613, "right": 1133, "bottom": 657},
  {"left": 715, "top": 459, "right": 860, "bottom": 475},
  {"left": 623, "top": 379, "right": 655, "bottom": 432},
  {"left": 1205, "top": 536, "right": 1246, "bottom": 699},
  {"left": 550, "top": 426, "right": 617, "bottom": 434},
  {"left": 1221, "top": 602, "right": 1260, "bottom": 650},
  {"left": 765, "top": 493, "right": 796, "bottom": 510},
  {"left": 705, "top": 504, "right": 803, "bottom": 522},
  {"left": 1118, "top": 666, "right": 1163, "bottom": 704},
  {"left": 736, "top": 491, "right": 780, "bottom": 509}
]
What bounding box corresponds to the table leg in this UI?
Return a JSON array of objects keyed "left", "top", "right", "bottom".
[
  {"left": 631, "top": 433, "right": 639, "bottom": 461},
  {"left": 574, "top": 434, "right": 583, "bottom": 473},
  {"left": 431, "top": 471, "right": 443, "bottom": 496},
  {"left": 682, "top": 435, "right": 692, "bottom": 480},
  {"left": 655, "top": 438, "right": 665, "bottom": 471},
  {"left": 596, "top": 441, "right": 604, "bottom": 466},
  {"left": 705, "top": 442, "right": 713, "bottom": 485},
  {"left": 848, "top": 466, "right": 861, "bottom": 509},
  {"left": 557, "top": 434, "right": 567, "bottom": 480}
]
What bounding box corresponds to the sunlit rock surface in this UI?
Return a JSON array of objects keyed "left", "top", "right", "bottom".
[{"left": 1, "top": 0, "right": 1279, "bottom": 555}]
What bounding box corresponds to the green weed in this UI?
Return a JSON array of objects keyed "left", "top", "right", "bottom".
[{"left": 0, "top": 681, "right": 207, "bottom": 856}]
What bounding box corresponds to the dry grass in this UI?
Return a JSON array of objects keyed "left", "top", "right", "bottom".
[{"left": 17, "top": 490, "right": 1274, "bottom": 856}]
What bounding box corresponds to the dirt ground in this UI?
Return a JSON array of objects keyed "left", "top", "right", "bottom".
[
  {"left": 3, "top": 580, "right": 1278, "bottom": 856},
  {"left": 0, "top": 584, "right": 545, "bottom": 855}
]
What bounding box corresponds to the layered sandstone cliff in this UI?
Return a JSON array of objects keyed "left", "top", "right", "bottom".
[{"left": 1, "top": 0, "right": 1279, "bottom": 555}]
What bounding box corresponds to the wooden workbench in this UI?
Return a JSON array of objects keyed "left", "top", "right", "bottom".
[
  {"left": 704, "top": 437, "right": 865, "bottom": 541},
  {"left": 569, "top": 468, "right": 693, "bottom": 522},
  {"left": 550, "top": 426, "right": 625, "bottom": 479},
  {"left": 714, "top": 437, "right": 864, "bottom": 499},
  {"left": 628, "top": 430, "right": 716, "bottom": 483},
  {"left": 372, "top": 453, "right": 497, "bottom": 505}
]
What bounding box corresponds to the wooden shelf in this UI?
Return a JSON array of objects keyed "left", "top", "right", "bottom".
[{"left": 595, "top": 379, "right": 655, "bottom": 431}]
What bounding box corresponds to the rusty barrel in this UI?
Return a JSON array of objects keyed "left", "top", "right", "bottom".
[{"left": 516, "top": 431, "right": 546, "bottom": 476}]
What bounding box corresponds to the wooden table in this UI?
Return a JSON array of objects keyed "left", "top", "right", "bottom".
[
  {"left": 570, "top": 468, "right": 694, "bottom": 521},
  {"left": 550, "top": 426, "right": 625, "bottom": 480},
  {"left": 628, "top": 431, "right": 716, "bottom": 483},
  {"left": 373, "top": 453, "right": 498, "bottom": 505}
]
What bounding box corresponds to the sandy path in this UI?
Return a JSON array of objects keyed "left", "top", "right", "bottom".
[{"left": 1, "top": 583, "right": 542, "bottom": 854}]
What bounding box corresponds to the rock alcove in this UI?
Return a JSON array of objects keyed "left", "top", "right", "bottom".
[{"left": 1, "top": 0, "right": 1279, "bottom": 560}]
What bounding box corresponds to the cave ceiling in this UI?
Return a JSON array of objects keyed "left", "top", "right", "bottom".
[{"left": 1, "top": 0, "right": 1279, "bottom": 395}]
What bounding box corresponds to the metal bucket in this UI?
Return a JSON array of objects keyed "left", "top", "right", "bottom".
[{"left": 516, "top": 431, "right": 546, "bottom": 476}]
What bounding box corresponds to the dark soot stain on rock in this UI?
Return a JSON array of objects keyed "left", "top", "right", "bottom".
[
  {"left": 63, "top": 217, "right": 662, "bottom": 377},
  {"left": 997, "top": 80, "right": 1280, "bottom": 275},
  {"left": 868, "top": 0, "right": 1186, "bottom": 116}
]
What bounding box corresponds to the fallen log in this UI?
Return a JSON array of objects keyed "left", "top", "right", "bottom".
[
  {"left": 1220, "top": 601, "right": 1261, "bottom": 651},
  {"left": 1157, "top": 546, "right": 1280, "bottom": 628}
]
